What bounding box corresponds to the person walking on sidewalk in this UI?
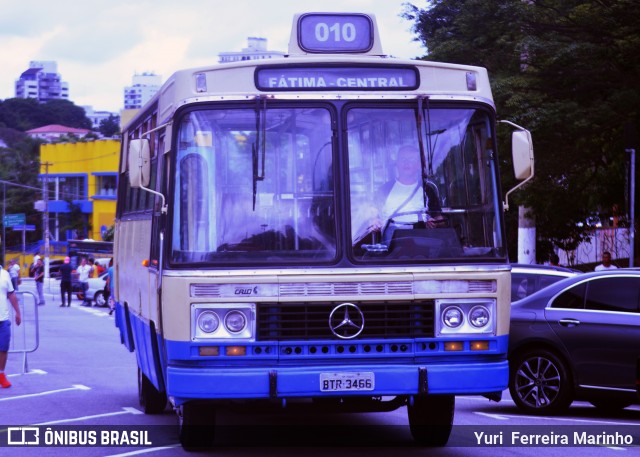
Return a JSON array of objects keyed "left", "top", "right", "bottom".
[
  {"left": 77, "top": 257, "right": 93, "bottom": 307},
  {"left": 0, "top": 263, "right": 22, "bottom": 388},
  {"left": 33, "top": 257, "right": 45, "bottom": 306},
  {"left": 8, "top": 259, "right": 21, "bottom": 291},
  {"left": 59, "top": 256, "right": 73, "bottom": 307}
]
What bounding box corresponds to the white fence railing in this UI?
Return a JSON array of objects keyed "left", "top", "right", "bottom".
[{"left": 558, "top": 227, "right": 631, "bottom": 268}]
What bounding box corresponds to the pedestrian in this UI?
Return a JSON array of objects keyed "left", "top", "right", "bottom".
[
  {"left": 595, "top": 251, "right": 618, "bottom": 271},
  {"left": 59, "top": 256, "right": 73, "bottom": 307},
  {"left": 105, "top": 258, "right": 115, "bottom": 315},
  {"left": 0, "top": 262, "right": 21, "bottom": 388},
  {"left": 33, "top": 257, "right": 45, "bottom": 306},
  {"left": 29, "top": 255, "right": 40, "bottom": 278},
  {"left": 8, "top": 259, "right": 21, "bottom": 291},
  {"left": 549, "top": 253, "right": 561, "bottom": 267},
  {"left": 76, "top": 257, "right": 93, "bottom": 307}
]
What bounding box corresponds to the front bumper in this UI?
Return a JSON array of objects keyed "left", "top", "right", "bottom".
[{"left": 166, "top": 359, "right": 508, "bottom": 405}]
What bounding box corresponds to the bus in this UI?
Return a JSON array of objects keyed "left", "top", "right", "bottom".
[{"left": 114, "top": 12, "right": 534, "bottom": 449}]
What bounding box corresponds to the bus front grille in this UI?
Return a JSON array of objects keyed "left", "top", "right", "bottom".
[{"left": 256, "top": 300, "right": 435, "bottom": 341}]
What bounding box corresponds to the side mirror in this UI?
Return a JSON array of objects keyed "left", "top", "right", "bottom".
[
  {"left": 128, "top": 139, "right": 151, "bottom": 188},
  {"left": 512, "top": 130, "right": 534, "bottom": 180},
  {"left": 499, "top": 120, "right": 535, "bottom": 211}
]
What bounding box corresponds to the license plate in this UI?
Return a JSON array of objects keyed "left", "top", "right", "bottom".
[{"left": 320, "top": 372, "right": 375, "bottom": 392}]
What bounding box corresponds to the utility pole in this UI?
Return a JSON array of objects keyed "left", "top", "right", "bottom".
[
  {"left": 42, "top": 161, "right": 51, "bottom": 279},
  {"left": 626, "top": 123, "right": 638, "bottom": 267}
]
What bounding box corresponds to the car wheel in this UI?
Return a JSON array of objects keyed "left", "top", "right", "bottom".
[
  {"left": 407, "top": 395, "right": 454, "bottom": 446},
  {"left": 589, "top": 399, "right": 632, "bottom": 412},
  {"left": 94, "top": 291, "right": 106, "bottom": 307},
  {"left": 509, "top": 348, "right": 573, "bottom": 415}
]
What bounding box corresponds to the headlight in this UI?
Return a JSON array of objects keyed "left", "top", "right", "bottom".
[
  {"left": 435, "top": 299, "right": 496, "bottom": 336},
  {"left": 442, "top": 306, "right": 464, "bottom": 328},
  {"left": 469, "top": 305, "right": 490, "bottom": 328},
  {"left": 225, "top": 310, "right": 247, "bottom": 333},
  {"left": 192, "top": 303, "right": 255, "bottom": 341},
  {"left": 197, "top": 311, "right": 220, "bottom": 333}
]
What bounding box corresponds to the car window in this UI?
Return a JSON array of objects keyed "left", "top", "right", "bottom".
[
  {"left": 585, "top": 277, "right": 640, "bottom": 313},
  {"left": 551, "top": 282, "right": 586, "bottom": 309},
  {"left": 511, "top": 272, "right": 569, "bottom": 302}
]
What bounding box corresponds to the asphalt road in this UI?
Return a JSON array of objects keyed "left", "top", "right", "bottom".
[{"left": 1, "top": 279, "right": 638, "bottom": 456}]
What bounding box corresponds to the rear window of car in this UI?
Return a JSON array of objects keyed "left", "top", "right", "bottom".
[{"left": 585, "top": 277, "right": 640, "bottom": 313}]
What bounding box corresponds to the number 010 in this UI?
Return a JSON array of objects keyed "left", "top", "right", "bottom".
[{"left": 315, "top": 22, "right": 356, "bottom": 42}]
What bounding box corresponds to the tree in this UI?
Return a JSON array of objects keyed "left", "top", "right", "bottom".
[
  {"left": 0, "top": 130, "right": 43, "bottom": 247},
  {"left": 99, "top": 114, "right": 121, "bottom": 138},
  {"left": 0, "top": 97, "right": 92, "bottom": 131},
  {"left": 403, "top": 0, "right": 640, "bottom": 260}
]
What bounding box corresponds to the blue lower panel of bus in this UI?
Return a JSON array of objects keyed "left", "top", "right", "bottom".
[{"left": 164, "top": 346, "right": 508, "bottom": 405}]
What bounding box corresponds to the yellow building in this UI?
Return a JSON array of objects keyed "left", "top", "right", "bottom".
[{"left": 40, "top": 139, "right": 119, "bottom": 241}]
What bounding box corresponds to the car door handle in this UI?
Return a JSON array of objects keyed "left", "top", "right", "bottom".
[{"left": 558, "top": 318, "right": 581, "bottom": 327}]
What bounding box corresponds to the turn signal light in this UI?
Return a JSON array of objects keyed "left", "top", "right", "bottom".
[
  {"left": 470, "top": 341, "right": 489, "bottom": 351},
  {"left": 444, "top": 341, "right": 463, "bottom": 351},
  {"left": 198, "top": 346, "right": 220, "bottom": 356},
  {"left": 225, "top": 346, "right": 246, "bottom": 356}
]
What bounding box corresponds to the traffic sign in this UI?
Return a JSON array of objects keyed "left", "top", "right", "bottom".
[
  {"left": 11, "top": 224, "right": 35, "bottom": 231},
  {"left": 3, "top": 213, "right": 26, "bottom": 227}
]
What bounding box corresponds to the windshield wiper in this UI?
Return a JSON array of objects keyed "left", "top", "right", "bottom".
[
  {"left": 416, "top": 96, "right": 446, "bottom": 208},
  {"left": 252, "top": 97, "right": 267, "bottom": 210}
]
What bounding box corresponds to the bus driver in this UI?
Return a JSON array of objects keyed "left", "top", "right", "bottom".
[{"left": 356, "top": 145, "right": 445, "bottom": 245}]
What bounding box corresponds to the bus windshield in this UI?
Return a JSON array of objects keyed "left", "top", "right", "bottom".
[
  {"left": 348, "top": 105, "right": 504, "bottom": 262},
  {"left": 170, "top": 106, "right": 336, "bottom": 265}
]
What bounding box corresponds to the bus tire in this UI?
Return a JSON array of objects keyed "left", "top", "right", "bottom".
[
  {"left": 178, "top": 402, "right": 216, "bottom": 451},
  {"left": 407, "top": 394, "right": 454, "bottom": 446},
  {"left": 138, "top": 368, "right": 167, "bottom": 414}
]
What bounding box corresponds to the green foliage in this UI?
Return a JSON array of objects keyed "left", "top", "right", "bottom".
[
  {"left": 102, "top": 224, "right": 115, "bottom": 242},
  {"left": 0, "top": 129, "right": 42, "bottom": 247},
  {"left": 0, "top": 97, "right": 92, "bottom": 131},
  {"left": 403, "top": 0, "right": 640, "bottom": 259},
  {"left": 99, "top": 114, "right": 121, "bottom": 138}
]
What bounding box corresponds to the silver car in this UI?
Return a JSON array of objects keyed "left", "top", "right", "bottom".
[{"left": 511, "top": 263, "right": 579, "bottom": 302}]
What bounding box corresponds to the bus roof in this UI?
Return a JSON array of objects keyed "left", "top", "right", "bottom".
[{"left": 123, "top": 12, "right": 493, "bottom": 130}]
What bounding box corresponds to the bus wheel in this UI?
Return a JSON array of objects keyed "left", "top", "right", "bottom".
[
  {"left": 178, "top": 402, "right": 216, "bottom": 451},
  {"left": 407, "top": 395, "right": 454, "bottom": 446},
  {"left": 138, "top": 368, "right": 167, "bottom": 414}
]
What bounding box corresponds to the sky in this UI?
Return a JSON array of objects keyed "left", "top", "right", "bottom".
[{"left": 0, "top": 0, "right": 426, "bottom": 113}]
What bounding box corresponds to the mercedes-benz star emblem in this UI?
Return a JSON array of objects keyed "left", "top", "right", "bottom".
[{"left": 329, "top": 303, "right": 365, "bottom": 339}]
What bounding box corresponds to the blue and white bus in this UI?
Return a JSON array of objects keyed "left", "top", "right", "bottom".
[{"left": 115, "top": 12, "right": 534, "bottom": 449}]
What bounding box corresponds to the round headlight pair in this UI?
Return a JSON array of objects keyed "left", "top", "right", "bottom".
[
  {"left": 442, "top": 305, "right": 490, "bottom": 329},
  {"left": 197, "top": 310, "right": 247, "bottom": 334}
]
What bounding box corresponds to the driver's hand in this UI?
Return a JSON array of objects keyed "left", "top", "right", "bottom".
[{"left": 426, "top": 216, "right": 446, "bottom": 228}]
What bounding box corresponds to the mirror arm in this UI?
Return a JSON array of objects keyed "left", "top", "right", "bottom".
[
  {"left": 139, "top": 122, "right": 172, "bottom": 214},
  {"left": 499, "top": 120, "right": 535, "bottom": 211}
]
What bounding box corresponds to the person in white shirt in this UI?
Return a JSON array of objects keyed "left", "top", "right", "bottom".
[
  {"left": 8, "top": 259, "right": 20, "bottom": 291},
  {"left": 0, "top": 265, "right": 21, "bottom": 388},
  {"left": 76, "top": 257, "right": 94, "bottom": 307},
  {"left": 595, "top": 251, "right": 618, "bottom": 271}
]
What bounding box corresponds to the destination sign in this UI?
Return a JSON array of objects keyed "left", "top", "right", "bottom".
[
  {"left": 298, "top": 13, "right": 373, "bottom": 53},
  {"left": 256, "top": 66, "right": 419, "bottom": 91}
]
